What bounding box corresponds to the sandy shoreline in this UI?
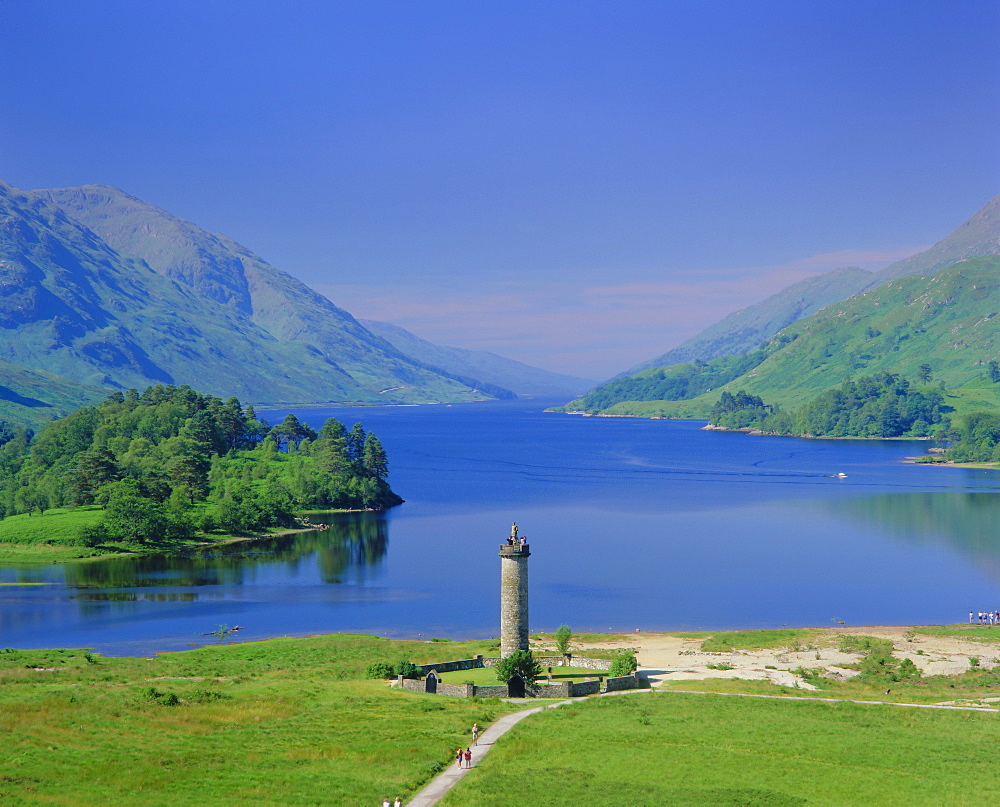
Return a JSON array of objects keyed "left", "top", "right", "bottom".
[{"left": 544, "top": 625, "right": 1000, "bottom": 692}]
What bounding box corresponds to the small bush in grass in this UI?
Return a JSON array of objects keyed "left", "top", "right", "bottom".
[
  {"left": 609, "top": 651, "right": 638, "bottom": 677},
  {"left": 707, "top": 662, "right": 735, "bottom": 671},
  {"left": 969, "top": 656, "right": 981, "bottom": 669},
  {"left": 394, "top": 659, "right": 420, "bottom": 678},
  {"left": 134, "top": 686, "right": 179, "bottom": 706},
  {"left": 365, "top": 661, "right": 395, "bottom": 679}
]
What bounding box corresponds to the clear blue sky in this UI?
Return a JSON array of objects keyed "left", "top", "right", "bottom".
[{"left": 3, "top": 1, "right": 998, "bottom": 378}]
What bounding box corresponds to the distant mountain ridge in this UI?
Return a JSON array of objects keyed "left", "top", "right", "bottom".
[
  {"left": 621, "top": 195, "right": 1000, "bottom": 377},
  {"left": 41, "top": 184, "right": 498, "bottom": 400},
  {"left": 0, "top": 179, "right": 502, "bottom": 423},
  {"left": 562, "top": 256, "right": 1000, "bottom": 422},
  {"left": 360, "top": 319, "right": 595, "bottom": 399}
]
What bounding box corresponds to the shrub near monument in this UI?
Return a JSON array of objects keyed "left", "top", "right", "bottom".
[{"left": 0, "top": 385, "right": 401, "bottom": 558}]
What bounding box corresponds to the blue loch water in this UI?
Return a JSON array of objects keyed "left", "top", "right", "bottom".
[{"left": 3, "top": 399, "right": 1000, "bottom": 655}]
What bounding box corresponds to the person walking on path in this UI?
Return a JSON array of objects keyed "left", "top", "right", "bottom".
[
  {"left": 455, "top": 748, "right": 464, "bottom": 768},
  {"left": 471, "top": 723, "right": 479, "bottom": 746},
  {"left": 464, "top": 748, "right": 472, "bottom": 768}
]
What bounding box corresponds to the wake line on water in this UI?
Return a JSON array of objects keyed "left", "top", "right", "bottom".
[{"left": 402, "top": 460, "right": 986, "bottom": 492}]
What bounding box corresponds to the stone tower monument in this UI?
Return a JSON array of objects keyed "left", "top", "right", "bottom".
[{"left": 499, "top": 522, "right": 530, "bottom": 658}]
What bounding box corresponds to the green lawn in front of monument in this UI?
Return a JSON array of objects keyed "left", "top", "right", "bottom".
[
  {"left": 436, "top": 665, "right": 608, "bottom": 686},
  {"left": 439, "top": 690, "right": 1000, "bottom": 805},
  {"left": 0, "top": 634, "right": 522, "bottom": 805}
]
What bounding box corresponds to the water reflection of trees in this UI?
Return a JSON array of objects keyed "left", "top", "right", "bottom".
[
  {"left": 62, "top": 513, "right": 389, "bottom": 589},
  {"left": 832, "top": 492, "right": 1000, "bottom": 578}
]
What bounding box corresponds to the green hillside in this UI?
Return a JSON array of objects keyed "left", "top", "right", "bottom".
[
  {"left": 0, "top": 358, "right": 106, "bottom": 432},
  {"left": 562, "top": 257, "right": 1000, "bottom": 424},
  {"left": 616, "top": 194, "right": 1000, "bottom": 378},
  {"left": 620, "top": 266, "right": 874, "bottom": 377},
  {"left": 41, "top": 185, "right": 507, "bottom": 403}
]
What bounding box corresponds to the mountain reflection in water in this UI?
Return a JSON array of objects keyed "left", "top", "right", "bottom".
[{"left": 830, "top": 491, "right": 1000, "bottom": 581}]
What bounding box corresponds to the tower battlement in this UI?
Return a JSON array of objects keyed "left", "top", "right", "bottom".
[{"left": 499, "top": 543, "right": 530, "bottom": 557}]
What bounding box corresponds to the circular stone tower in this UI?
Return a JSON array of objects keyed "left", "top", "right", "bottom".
[{"left": 499, "top": 522, "right": 530, "bottom": 658}]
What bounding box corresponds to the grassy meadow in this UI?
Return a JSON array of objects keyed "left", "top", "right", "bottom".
[
  {"left": 441, "top": 690, "right": 1000, "bottom": 806},
  {"left": 5, "top": 628, "right": 1000, "bottom": 804},
  {"left": 0, "top": 635, "right": 519, "bottom": 805}
]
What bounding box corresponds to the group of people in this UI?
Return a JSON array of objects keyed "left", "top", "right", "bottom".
[
  {"left": 455, "top": 724, "right": 480, "bottom": 769},
  {"left": 970, "top": 610, "right": 1000, "bottom": 624},
  {"left": 386, "top": 724, "right": 480, "bottom": 803}
]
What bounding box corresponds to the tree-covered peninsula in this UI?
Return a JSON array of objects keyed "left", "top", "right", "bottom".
[{"left": 0, "top": 385, "right": 401, "bottom": 556}]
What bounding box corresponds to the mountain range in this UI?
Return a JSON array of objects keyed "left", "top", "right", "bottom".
[
  {"left": 621, "top": 195, "right": 1000, "bottom": 377},
  {"left": 0, "top": 180, "right": 589, "bottom": 430},
  {"left": 562, "top": 194, "right": 1000, "bottom": 420},
  {"left": 359, "top": 319, "right": 593, "bottom": 399}
]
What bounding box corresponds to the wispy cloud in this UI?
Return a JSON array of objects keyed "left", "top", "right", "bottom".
[{"left": 313, "top": 244, "right": 927, "bottom": 379}]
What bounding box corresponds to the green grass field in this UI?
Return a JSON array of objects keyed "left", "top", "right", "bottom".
[
  {"left": 441, "top": 690, "right": 1000, "bottom": 805},
  {"left": 0, "top": 635, "right": 520, "bottom": 805},
  {"left": 5, "top": 629, "right": 1000, "bottom": 804},
  {"left": 914, "top": 624, "right": 1000, "bottom": 643}
]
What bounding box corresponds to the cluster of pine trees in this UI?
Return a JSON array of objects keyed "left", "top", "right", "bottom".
[
  {"left": 709, "top": 372, "right": 949, "bottom": 438},
  {"left": 0, "top": 385, "right": 401, "bottom": 547}
]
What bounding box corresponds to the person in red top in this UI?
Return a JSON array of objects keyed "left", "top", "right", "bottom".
[{"left": 464, "top": 748, "right": 472, "bottom": 768}]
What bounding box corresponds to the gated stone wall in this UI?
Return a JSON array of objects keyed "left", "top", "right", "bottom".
[{"left": 396, "top": 655, "right": 635, "bottom": 699}]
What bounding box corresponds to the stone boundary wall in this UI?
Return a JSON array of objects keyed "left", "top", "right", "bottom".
[
  {"left": 415, "top": 656, "right": 484, "bottom": 674},
  {"left": 437, "top": 682, "right": 475, "bottom": 697},
  {"left": 569, "top": 680, "right": 601, "bottom": 697},
  {"left": 605, "top": 672, "right": 642, "bottom": 692},
  {"left": 480, "top": 654, "right": 612, "bottom": 671},
  {"left": 399, "top": 678, "right": 427, "bottom": 694},
  {"left": 562, "top": 656, "right": 612, "bottom": 671},
  {"left": 528, "top": 681, "right": 571, "bottom": 698},
  {"left": 470, "top": 685, "right": 509, "bottom": 699},
  {"left": 398, "top": 655, "right": 633, "bottom": 699}
]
